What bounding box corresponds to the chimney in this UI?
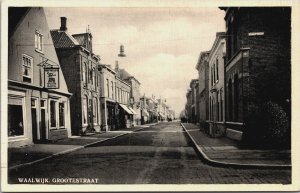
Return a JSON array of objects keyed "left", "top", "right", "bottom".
[
  {"left": 115, "top": 60, "right": 119, "bottom": 71},
  {"left": 60, "top": 17, "right": 67, "bottom": 31}
]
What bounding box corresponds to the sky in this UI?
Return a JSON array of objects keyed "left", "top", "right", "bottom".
[{"left": 45, "top": 7, "right": 225, "bottom": 117}]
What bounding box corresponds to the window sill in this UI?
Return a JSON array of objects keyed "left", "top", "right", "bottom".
[
  {"left": 35, "top": 49, "right": 44, "bottom": 55},
  {"left": 8, "top": 135, "right": 27, "bottom": 142}
]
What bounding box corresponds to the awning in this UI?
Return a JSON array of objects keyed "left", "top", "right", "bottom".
[
  {"left": 142, "top": 109, "right": 149, "bottom": 117},
  {"left": 128, "top": 107, "right": 138, "bottom": 115},
  {"left": 119, "top": 104, "right": 133, "bottom": 114}
]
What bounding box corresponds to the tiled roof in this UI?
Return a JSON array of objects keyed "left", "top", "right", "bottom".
[
  {"left": 116, "top": 68, "right": 132, "bottom": 80},
  {"left": 50, "top": 29, "right": 80, "bottom": 48}
]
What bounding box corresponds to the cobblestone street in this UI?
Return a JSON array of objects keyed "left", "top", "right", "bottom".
[{"left": 8, "top": 122, "right": 291, "bottom": 184}]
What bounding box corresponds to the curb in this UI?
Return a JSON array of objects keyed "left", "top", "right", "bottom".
[
  {"left": 8, "top": 126, "right": 147, "bottom": 171},
  {"left": 181, "top": 123, "right": 291, "bottom": 169}
]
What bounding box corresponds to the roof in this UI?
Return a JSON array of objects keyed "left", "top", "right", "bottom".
[
  {"left": 116, "top": 69, "right": 132, "bottom": 80},
  {"left": 117, "top": 68, "right": 141, "bottom": 85},
  {"left": 50, "top": 29, "right": 80, "bottom": 48},
  {"left": 8, "top": 7, "right": 30, "bottom": 38}
]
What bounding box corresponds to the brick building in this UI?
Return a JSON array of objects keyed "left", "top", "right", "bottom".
[
  {"left": 8, "top": 8, "right": 72, "bottom": 147},
  {"left": 195, "top": 51, "right": 210, "bottom": 129},
  {"left": 220, "top": 7, "right": 291, "bottom": 142},
  {"left": 208, "top": 32, "right": 226, "bottom": 137},
  {"left": 50, "top": 17, "right": 101, "bottom": 135}
]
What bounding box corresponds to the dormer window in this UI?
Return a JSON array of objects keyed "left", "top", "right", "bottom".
[{"left": 35, "top": 31, "right": 43, "bottom": 53}]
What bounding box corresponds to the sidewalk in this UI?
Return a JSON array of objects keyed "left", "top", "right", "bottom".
[
  {"left": 182, "top": 123, "right": 291, "bottom": 168},
  {"left": 8, "top": 124, "right": 155, "bottom": 170}
]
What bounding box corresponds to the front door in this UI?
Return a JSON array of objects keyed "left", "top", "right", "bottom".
[{"left": 31, "top": 99, "right": 38, "bottom": 143}]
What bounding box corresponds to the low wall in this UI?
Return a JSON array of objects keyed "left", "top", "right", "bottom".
[{"left": 49, "top": 129, "right": 68, "bottom": 141}]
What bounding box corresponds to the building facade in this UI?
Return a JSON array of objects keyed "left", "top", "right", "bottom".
[
  {"left": 195, "top": 51, "right": 210, "bottom": 130},
  {"left": 8, "top": 8, "right": 72, "bottom": 147},
  {"left": 99, "top": 64, "right": 133, "bottom": 131},
  {"left": 51, "top": 17, "right": 101, "bottom": 135},
  {"left": 221, "top": 7, "right": 291, "bottom": 142},
  {"left": 116, "top": 68, "right": 141, "bottom": 126},
  {"left": 147, "top": 95, "right": 159, "bottom": 123},
  {"left": 190, "top": 79, "right": 198, "bottom": 124},
  {"left": 185, "top": 90, "right": 192, "bottom": 123},
  {"left": 208, "top": 32, "right": 226, "bottom": 137}
]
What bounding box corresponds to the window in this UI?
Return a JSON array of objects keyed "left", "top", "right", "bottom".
[
  {"left": 211, "top": 67, "right": 213, "bottom": 86},
  {"left": 59, "top": 103, "right": 65, "bottom": 128},
  {"left": 117, "top": 88, "right": 120, "bottom": 102},
  {"left": 220, "top": 89, "right": 223, "bottom": 121},
  {"left": 35, "top": 31, "right": 43, "bottom": 52},
  {"left": 50, "top": 100, "right": 57, "bottom": 128},
  {"left": 213, "top": 64, "right": 216, "bottom": 83},
  {"left": 216, "top": 59, "right": 219, "bottom": 81},
  {"left": 40, "top": 100, "right": 46, "bottom": 108},
  {"left": 216, "top": 91, "right": 219, "bottom": 121},
  {"left": 111, "top": 81, "right": 114, "bottom": 99},
  {"left": 115, "top": 84, "right": 117, "bottom": 101},
  {"left": 8, "top": 97, "right": 24, "bottom": 137},
  {"left": 106, "top": 79, "right": 109, "bottom": 97},
  {"left": 93, "top": 68, "right": 96, "bottom": 89},
  {"left": 93, "top": 98, "right": 98, "bottom": 124},
  {"left": 22, "top": 54, "right": 33, "bottom": 83},
  {"left": 89, "top": 65, "right": 93, "bottom": 83},
  {"left": 83, "top": 97, "right": 88, "bottom": 125},
  {"left": 83, "top": 63, "right": 87, "bottom": 84}
]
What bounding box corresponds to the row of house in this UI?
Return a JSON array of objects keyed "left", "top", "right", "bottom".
[
  {"left": 8, "top": 7, "right": 175, "bottom": 147},
  {"left": 185, "top": 7, "right": 291, "bottom": 145}
]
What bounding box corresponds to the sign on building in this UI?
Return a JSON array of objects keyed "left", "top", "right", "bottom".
[{"left": 44, "top": 67, "right": 59, "bottom": 89}]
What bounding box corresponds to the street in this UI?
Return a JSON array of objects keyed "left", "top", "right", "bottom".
[{"left": 8, "top": 122, "right": 291, "bottom": 184}]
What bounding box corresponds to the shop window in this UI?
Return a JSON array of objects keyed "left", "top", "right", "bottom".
[
  {"left": 8, "top": 97, "right": 24, "bottom": 137},
  {"left": 22, "top": 54, "right": 33, "bottom": 83},
  {"left": 50, "top": 100, "right": 57, "bottom": 128},
  {"left": 59, "top": 103, "right": 65, "bottom": 128},
  {"left": 35, "top": 31, "right": 43, "bottom": 52}
]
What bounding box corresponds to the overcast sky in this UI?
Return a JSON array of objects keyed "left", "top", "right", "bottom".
[{"left": 45, "top": 8, "right": 225, "bottom": 116}]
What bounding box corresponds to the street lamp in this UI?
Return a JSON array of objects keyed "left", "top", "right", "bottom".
[{"left": 118, "top": 45, "right": 126, "bottom": 57}]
